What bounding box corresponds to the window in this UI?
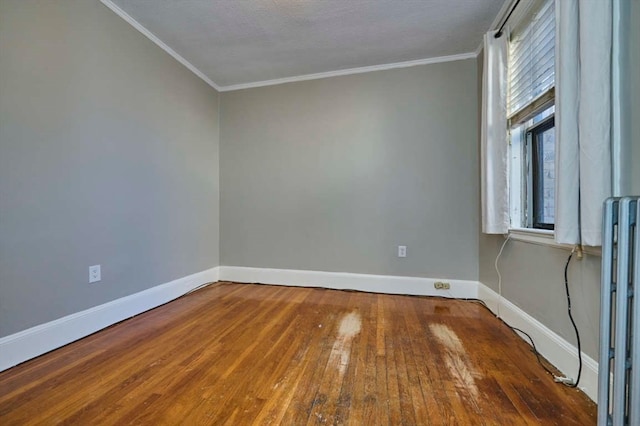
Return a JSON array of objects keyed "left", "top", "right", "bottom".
[{"left": 507, "top": 0, "right": 556, "bottom": 231}]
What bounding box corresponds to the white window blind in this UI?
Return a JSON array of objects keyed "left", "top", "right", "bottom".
[{"left": 508, "top": 0, "right": 555, "bottom": 118}]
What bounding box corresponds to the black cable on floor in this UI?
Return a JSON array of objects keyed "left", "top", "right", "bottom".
[{"left": 563, "top": 250, "right": 583, "bottom": 387}]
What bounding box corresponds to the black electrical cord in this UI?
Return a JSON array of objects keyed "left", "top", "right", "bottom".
[
  {"left": 563, "top": 250, "right": 583, "bottom": 387},
  {"left": 504, "top": 323, "right": 557, "bottom": 377}
]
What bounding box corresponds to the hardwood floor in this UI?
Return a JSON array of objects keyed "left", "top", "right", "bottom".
[{"left": 0, "top": 282, "right": 596, "bottom": 425}]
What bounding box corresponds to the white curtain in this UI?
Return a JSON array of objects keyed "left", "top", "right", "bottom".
[
  {"left": 481, "top": 30, "right": 509, "bottom": 234},
  {"left": 555, "top": 0, "right": 612, "bottom": 246}
]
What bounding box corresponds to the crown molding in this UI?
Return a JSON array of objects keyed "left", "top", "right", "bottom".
[
  {"left": 475, "top": 41, "right": 484, "bottom": 57},
  {"left": 218, "top": 53, "right": 477, "bottom": 92},
  {"left": 101, "top": 0, "right": 477, "bottom": 93},
  {"left": 99, "top": 0, "right": 222, "bottom": 91}
]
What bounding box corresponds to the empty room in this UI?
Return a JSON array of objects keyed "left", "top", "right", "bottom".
[{"left": 1, "top": 0, "right": 639, "bottom": 424}]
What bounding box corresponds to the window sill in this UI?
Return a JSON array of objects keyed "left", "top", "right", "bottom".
[
  {"left": 509, "top": 228, "right": 558, "bottom": 247},
  {"left": 508, "top": 228, "right": 602, "bottom": 257}
]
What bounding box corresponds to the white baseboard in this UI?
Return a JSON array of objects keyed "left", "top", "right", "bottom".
[
  {"left": 0, "top": 266, "right": 220, "bottom": 373},
  {"left": 219, "top": 266, "right": 479, "bottom": 299},
  {"left": 478, "top": 283, "right": 598, "bottom": 402},
  {"left": 0, "top": 264, "right": 599, "bottom": 404}
]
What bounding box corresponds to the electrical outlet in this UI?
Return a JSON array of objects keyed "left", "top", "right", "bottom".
[
  {"left": 398, "top": 245, "right": 407, "bottom": 258},
  {"left": 89, "top": 265, "right": 101, "bottom": 283},
  {"left": 434, "top": 281, "right": 450, "bottom": 290}
]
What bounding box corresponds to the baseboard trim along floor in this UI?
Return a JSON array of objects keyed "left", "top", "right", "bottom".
[
  {"left": 0, "top": 265, "right": 598, "bottom": 402},
  {"left": 218, "top": 266, "right": 478, "bottom": 298},
  {"left": 0, "top": 267, "right": 220, "bottom": 372}
]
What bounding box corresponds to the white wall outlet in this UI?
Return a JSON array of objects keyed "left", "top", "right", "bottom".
[
  {"left": 397, "top": 245, "right": 407, "bottom": 258},
  {"left": 89, "top": 265, "right": 101, "bottom": 283}
]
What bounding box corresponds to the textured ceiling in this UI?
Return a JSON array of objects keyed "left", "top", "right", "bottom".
[{"left": 107, "top": 0, "right": 505, "bottom": 90}]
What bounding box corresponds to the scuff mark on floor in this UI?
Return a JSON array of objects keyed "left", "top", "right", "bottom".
[
  {"left": 328, "top": 311, "right": 361, "bottom": 376},
  {"left": 429, "top": 323, "right": 465, "bottom": 353},
  {"left": 338, "top": 312, "right": 361, "bottom": 338},
  {"left": 310, "top": 312, "right": 362, "bottom": 424},
  {"left": 429, "top": 323, "right": 479, "bottom": 400}
]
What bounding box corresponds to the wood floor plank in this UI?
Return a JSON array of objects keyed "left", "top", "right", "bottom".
[
  {"left": 374, "top": 296, "right": 392, "bottom": 425},
  {"left": 386, "top": 296, "right": 417, "bottom": 426},
  {"left": 349, "top": 294, "right": 377, "bottom": 425},
  {"left": 0, "top": 282, "right": 597, "bottom": 425},
  {"left": 278, "top": 288, "right": 338, "bottom": 425},
  {"left": 401, "top": 298, "right": 439, "bottom": 425},
  {"left": 332, "top": 293, "right": 361, "bottom": 425}
]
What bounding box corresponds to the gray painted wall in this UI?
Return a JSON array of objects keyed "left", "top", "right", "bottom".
[
  {"left": 220, "top": 61, "right": 479, "bottom": 280},
  {"left": 0, "top": 0, "right": 220, "bottom": 337}
]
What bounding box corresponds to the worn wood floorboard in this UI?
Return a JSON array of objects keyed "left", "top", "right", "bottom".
[{"left": 0, "top": 282, "right": 596, "bottom": 425}]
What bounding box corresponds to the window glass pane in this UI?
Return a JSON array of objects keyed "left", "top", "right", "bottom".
[{"left": 539, "top": 125, "right": 555, "bottom": 225}]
